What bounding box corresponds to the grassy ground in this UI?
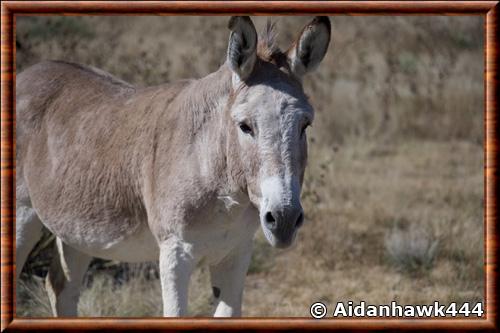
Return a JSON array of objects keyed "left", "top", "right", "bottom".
[{"left": 15, "top": 16, "right": 484, "bottom": 317}]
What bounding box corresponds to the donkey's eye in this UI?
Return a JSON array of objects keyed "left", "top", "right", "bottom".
[{"left": 239, "top": 122, "right": 253, "bottom": 135}]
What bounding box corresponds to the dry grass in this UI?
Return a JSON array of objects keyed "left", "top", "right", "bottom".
[{"left": 15, "top": 16, "right": 484, "bottom": 317}]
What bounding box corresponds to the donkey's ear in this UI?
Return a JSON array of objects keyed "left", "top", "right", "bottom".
[
  {"left": 287, "top": 16, "right": 331, "bottom": 78},
  {"left": 227, "top": 16, "right": 258, "bottom": 82}
]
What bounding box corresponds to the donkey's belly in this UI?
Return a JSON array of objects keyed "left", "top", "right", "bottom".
[
  {"left": 53, "top": 221, "right": 159, "bottom": 263},
  {"left": 80, "top": 224, "right": 159, "bottom": 262}
]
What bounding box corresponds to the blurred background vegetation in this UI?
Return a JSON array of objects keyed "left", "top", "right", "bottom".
[{"left": 16, "top": 15, "right": 484, "bottom": 317}]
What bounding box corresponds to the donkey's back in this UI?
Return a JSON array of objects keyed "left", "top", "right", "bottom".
[{"left": 17, "top": 60, "right": 134, "bottom": 133}]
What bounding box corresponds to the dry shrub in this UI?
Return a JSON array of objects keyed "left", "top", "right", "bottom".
[
  {"left": 17, "top": 262, "right": 214, "bottom": 317},
  {"left": 385, "top": 224, "right": 439, "bottom": 273},
  {"left": 16, "top": 278, "right": 52, "bottom": 317},
  {"left": 79, "top": 264, "right": 162, "bottom": 317}
]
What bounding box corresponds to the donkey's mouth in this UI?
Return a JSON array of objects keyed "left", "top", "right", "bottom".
[{"left": 261, "top": 223, "right": 298, "bottom": 249}]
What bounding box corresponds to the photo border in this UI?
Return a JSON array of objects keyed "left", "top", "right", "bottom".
[{"left": 1, "top": 1, "right": 497, "bottom": 331}]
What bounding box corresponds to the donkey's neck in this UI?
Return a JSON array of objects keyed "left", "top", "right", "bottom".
[
  {"left": 174, "top": 65, "right": 246, "bottom": 196},
  {"left": 177, "top": 66, "right": 233, "bottom": 136}
]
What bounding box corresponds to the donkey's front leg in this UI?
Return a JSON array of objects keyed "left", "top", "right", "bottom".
[
  {"left": 209, "top": 238, "right": 253, "bottom": 317},
  {"left": 159, "top": 236, "right": 195, "bottom": 316}
]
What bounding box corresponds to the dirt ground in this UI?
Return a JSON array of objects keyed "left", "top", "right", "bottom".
[{"left": 15, "top": 15, "right": 484, "bottom": 317}]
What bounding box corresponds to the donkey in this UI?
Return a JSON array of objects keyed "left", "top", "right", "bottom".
[{"left": 16, "top": 16, "right": 331, "bottom": 317}]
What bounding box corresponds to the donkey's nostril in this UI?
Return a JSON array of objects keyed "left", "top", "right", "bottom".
[
  {"left": 264, "top": 212, "right": 277, "bottom": 230},
  {"left": 295, "top": 212, "right": 304, "bottom": 228}
]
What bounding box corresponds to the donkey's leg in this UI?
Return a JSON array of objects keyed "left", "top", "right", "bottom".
[
  {"left": 16, "top": 206, "right": 44, "bottom": 279},
  {"left": 209, "top": 238, "right": 253, "bottom": 317},
  {"left": 45, "top": 238, "right": 92, "bottom": 317},
  {"left": 159, "top": 236, "right": 195, "bottom": 316}
]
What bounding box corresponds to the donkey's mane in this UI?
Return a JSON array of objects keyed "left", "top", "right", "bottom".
[
  {"left": 256, "top": 20, "right": 292, "bottom": 73},
  {"left": 257, "top": 20, "right": 283, "bottom": 61}
]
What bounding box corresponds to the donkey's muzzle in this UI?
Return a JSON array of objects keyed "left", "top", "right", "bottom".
[{"left": 263, "top": 206, "right": 304, "bottom": 248}]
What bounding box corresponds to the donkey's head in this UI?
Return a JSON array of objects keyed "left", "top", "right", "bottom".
[{"left": 226, "top": 16, "right": 331, "bottom": 248}]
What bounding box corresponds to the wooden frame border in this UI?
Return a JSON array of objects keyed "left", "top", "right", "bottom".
[{"left": 1, "top": 1, "right": 497, "bottom": 331}]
